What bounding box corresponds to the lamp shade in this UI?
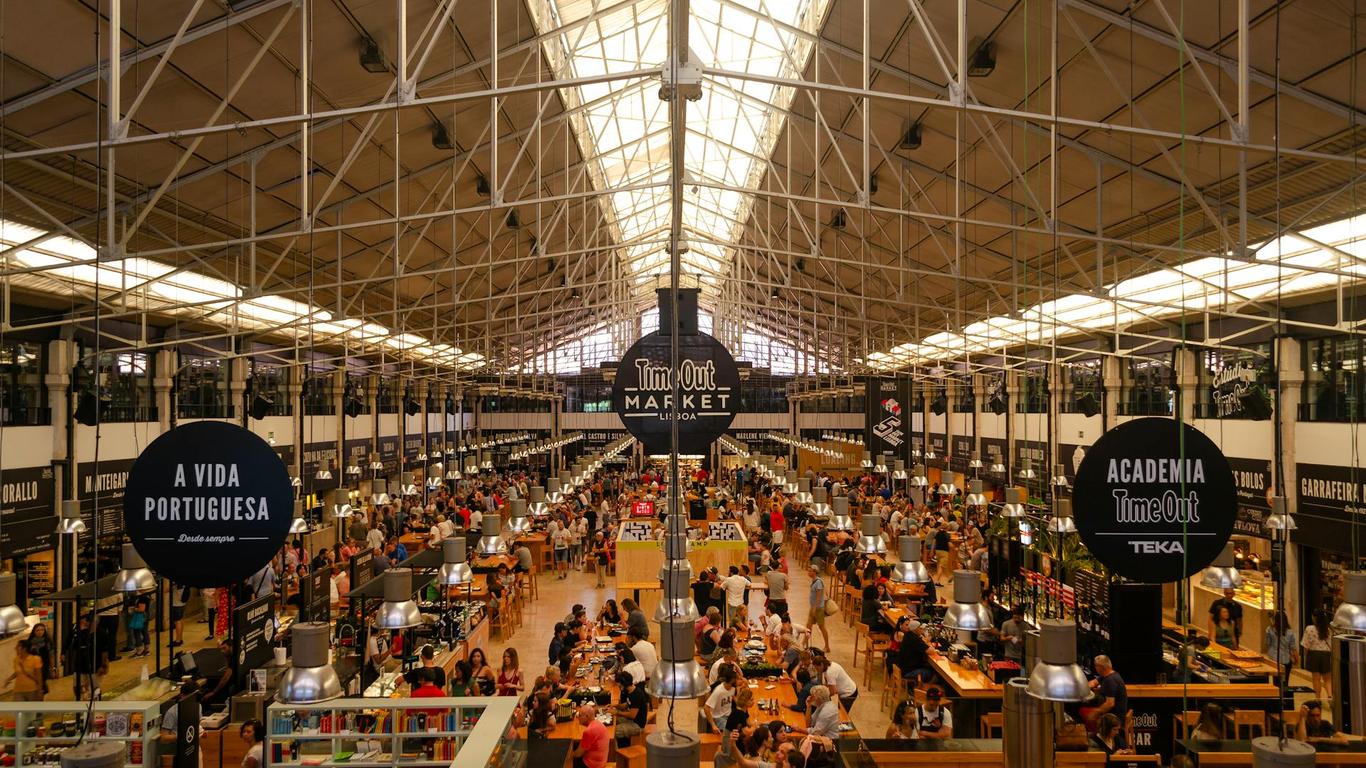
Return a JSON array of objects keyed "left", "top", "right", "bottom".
[
  {"left": 1265, "top": 495, "right": 1296, "bottom": 533},
  {"left": 942, "top": 570, "right": 993, "bottom": 631},
  {"left": 437, "top": 537, "right": 472, "bottom": 586},
  {"left": 0, "top": 574, "right": 25, "bottom": 636},
  {"left": 113, "top": 543, "right": 155, "bottom": 593},
  {"left": 826, "top": 496, "right": 854, "bottom": 531},
  {"left": 374, "top": 568, "right": 422, "bottom": 629},
  {"left": 810, "top": 486, "right": 831, "bottom": 517},
  {"left": 477, "top": 514, "right": 507, "bottom": 555},
  {"left": 891, "top": 536, "right": 931, "bottom": 584},
  {"left": 1001, "top": 487, "right": 1025, "bottom": 518},
  {"left": 855, "top": 514, "right": 886, "bottom": 555},
  {"left": 1025, "top": 620, "right": 1090, "bottom": 701},
  {"left": 1047, "top": 498, "right": 1076, "bottom": 534},
  {"left": 289, "top": 500, "right": 310, "bottom": 534},
  {"left": 277, "top": 622, "right": 343, "bottom": 704},
  {"left": 1332, "top": 571, "right": 1366, "bottom": 632},
  {"left": 546, "top": 478, "right": 563, "bottom": 503},
  {"left": 965, "top": 479, "right": 987, "bottom": 508},
  {"left": 1201, "top": 542, "right": 1243, "bottom": 589},
  {"left": 506, "top": 498, "right": 531, "bottom": 534},
  {"left": 57, "top": 499, "right": 87, "bottom": 534},
  {"left": 909, "top": 464, "right": 928, "bottom": 488}
]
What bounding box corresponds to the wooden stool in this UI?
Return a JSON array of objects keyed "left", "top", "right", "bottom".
[
  {"left": 980, "top": 712, "right": 1004, "bottom": 738},
  {"left": 1172, "top": 711, "right": 1200, "bottom": 749},
  {"left": 616, "top": 745, "right": 647, "bottom": 768},
  {"left": 862, "top": 638, "right": 890, "bottom": 690},
  {"left": 881, "top": 669, "right": 907, "bottom": 710},
  {"left": 1273, "top": 709, "right": 1300, "bottom": 737}
]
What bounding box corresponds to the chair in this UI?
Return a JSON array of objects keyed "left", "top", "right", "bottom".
[
  {"left": 862, "top": 637, "right": 890, "bottom": 690},
  {"left": 616, "top": 744, "right": 648, "bottom": 768},
  {"left": 980, "top": 712, "right": 1004, "bottom": 738},
  {"left": 1172, "top": 711, "right": 1200, "bottom": 750},
  {"left": 1275, "top": 709, "right": 1301, "bottom": 737},
  {"left": 880, "top": 669, "right": 907, "bottom": 710},
  {"left": 1229, "top": 708, "right": 1266, "bottom": 739}
]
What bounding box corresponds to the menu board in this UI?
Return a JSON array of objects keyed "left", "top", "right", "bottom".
[
  {"left": 631, "top": 501, "right": 655, "bottom": 518},
  {"left": 301, "top": 441, "right": 340, "bottom": 491},
  {"left": 302, "top": 564, "right": 332, "bottom": 623},
  {"left": 1228, "top": 456, "right": 1272, "bottom": 539},
  {"left": 232, "top": 595, "right": 277, "bottom": 687},
  {"left": 77, "top": 459, "right": 132, "bottom": 541},
  {"left": 1, "top": 465, "right": 56, "bottom": 558},
  {"left": 403, "top": 434, "right": 423, "bottom": 461}
]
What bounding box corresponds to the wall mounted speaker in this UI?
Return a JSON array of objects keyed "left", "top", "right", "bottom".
[
  {"left": 249, "top": 393, "right": 274, "bottom": 420},
  {"left": 1076, "top": 392, "right": 1100, "bottom": 417}
]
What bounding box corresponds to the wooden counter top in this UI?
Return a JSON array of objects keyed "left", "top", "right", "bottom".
[
  {"left": 929, "top": 652, "right": 1003, "bottom": 700},
  {"left": 1161, "top": 619, "right": 1279, "bottom": 676}
]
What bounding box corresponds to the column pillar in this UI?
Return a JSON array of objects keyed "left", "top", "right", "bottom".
[
  {"left": 1278, "top": 337, "right": 1305, "bottom": 631},
  {"left": 153, "top": 349, "right": 176, "bottom": 432},
  {"left": 284, "top": 364, "right": 304, "bottom": 483},
  {"left": 1174, "top": 346, "right": 1199, "bottom": 422},
  {"left": 1005, "top": 371, "right": 1023, "bottom": 479},
  {"left": 1102, "top": 357, "right": 1123, "bottom": 428},
  {"left": 229, "top": 358, "right": 249, "bottom": 425},
  {"left": 47, "top": 340, "right": 75, "bottom": 669}
]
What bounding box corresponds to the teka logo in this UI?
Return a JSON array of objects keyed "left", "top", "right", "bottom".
[{"left": 1130, "top": 540, "right": 1185, "bottom": 554}]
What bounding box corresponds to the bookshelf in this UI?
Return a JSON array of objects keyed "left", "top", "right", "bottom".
[
  {"left": 0, "top": 701, "right": 161, "bottom": 768},
  {"left": 264, "top": 697, "right": 522, "bottom": 768}
]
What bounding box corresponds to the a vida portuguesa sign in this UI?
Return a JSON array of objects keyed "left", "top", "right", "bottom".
[
  {"left": 123, "top": 421, "right": 294, "bottom": 587},
  {"left": 1073, "top": 418, "right": 1237, "bottom": 583}
]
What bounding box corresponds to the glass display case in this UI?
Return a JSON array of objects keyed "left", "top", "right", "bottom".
[
  {"left": 0, "top": 701, "right": 161, "bottom": 768},
  {"left": 265, "top": 697, "right": 523, "bottom": 768}
]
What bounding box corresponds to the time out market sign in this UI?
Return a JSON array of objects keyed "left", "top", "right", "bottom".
[
  {"left": 1073, "top": 418, "right": 1236, "bottom": 583},
  {"left": 124, "top": 421, "right": 293, "bottom": 587},
  {"left": 612, "top": 332, "right": 741, "bottom": 455}
]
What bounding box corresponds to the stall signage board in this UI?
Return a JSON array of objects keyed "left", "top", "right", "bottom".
[
  {"left": 611, "top": 330, "right": 740, "bottom": 454},
  {"left": 928, "top": 433, "right": 948, "bottom": 467},
  {"left": 862, "top": 377, "right": 912, "bottom": 461},
  {"left": 1228, "top": 457, "right": 1272, "bottom": 538},
  {"left": 302, "top": 442, "right": 339, "bottom": 491},
  {"left": 1293, "top": 463, "right": 1366, "bottom": 553},
  {"left": 1073, "top": 418, "right": 1237, "bottom": 583},
  {"left": 950, "top": 435, "right": 974, "bottom": 472},
  {"left": 0, "top": 465, "right": 54, "bottom": 558},
  {"left": 403, "top": 435, "right": 423, "bottom": 461},
  {"left": 123, "top": 421, "right": 294, "bottom": 588},
  {"left": 78, "top": 458, "right": 134, "bottom": 538},
  {"left": 302, "top": 564, "right": 333, "bottom": 623},
  {"left": 981, "top": 437, "right": 1007, "bottom": 476},
  {"left": 631, "top": 501, "right": 655, "bottom": 518},
  {"left": 232, "top": 595, "right": 277, "bottom": 687},
  {"left": 378, "top": 436, "right": 401, "bottom": 474}
]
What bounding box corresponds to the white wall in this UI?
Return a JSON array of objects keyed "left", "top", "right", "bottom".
[
  {"left": 1191, "top": 418, "right": 1275, "bottom": 461},
  {"left": 1294, "top": 422, "right": 1366, "bottom": 466},
  {"left": 796, "top": 413, "right": 861, "bottom": 430},
  {"left": 377, "top": 414, "right": 398, "bottom": 437},
  {"left": 302, "top": 415, "right": 337, "bottom": 444},
  {"left": 72, "top": 422, "right": 163, "bottom": 463},
  {"left": 950, "top": 413, "right": 973, "bottom": 438},
  {"left": 480, "top": 413, "right": 554, "bottom": 431},
  {"left": 730, "top": 413, "right": 788, "bottom": 430},
  {"left": 1, "top": 426, "right": 56, "bottom": 468},
  {"left": 249, "top": 415, "right": 294, "bottom": 448},
  {"left": 979, "top": 412, "right": 1007, "bottom": 440},
  {"left": 560, "top": 413, "right": 627, "bottom": 431},
  {"left": 1057, "top": 413, "right": 1105, "bottom": 446}
]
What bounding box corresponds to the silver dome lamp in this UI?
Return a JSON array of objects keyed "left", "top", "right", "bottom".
[
  {"left": 505, "top": 498, "right": 532, "bottom": 535},
  {"left": 559, "top": 471, "right": 574, "bottom": 494},
  {"left": 1001, "top": 487, "right": 1026, "bottom": 518},
  {"left": 437, "top": 537, "right": 472, "bottom": 586},
  {"left": 289, "top": 500, "right": 310, "bottom": 534},
  {"left": 57, "top": 499, "right": 87, "bottom": 535},
  {"left": 647, "top": 615, "right": 709, "bottom": 700},
  {"left": 1051, "top": 463, "right": 1069, "bottom": 489},
  {"left": 1017, "top": 458, "right": 1038, "bottom": 481},
  {"left": 1332, "top": 571, "right": 1366, "bottom": 632},
  {"left": 277, "top": 622, "right": 343, "bottom": 704},
  {"left": 653, "top": 562, "right": 699, "bottom": 623},
  {"left": 855, "top": 513, "right": 887, "bottom": 555},
  {"left": 873, "top": 453, "right": 889, "bottom": 474},
  {"left": 545, "top": 478, "right": 564, "bottom": 504},
  {"left": 477, "top": 513, "right": 507, "bottom": 556},
  {"left": 315, "top": 458, "right": 334, "bottom": 481},
  {"left": 0, "top": 574, "right": 26, "bottom": 636},
  {"left": 937, "top": 477, "right": 957, "bottom": 496},
  {"left": 1201, "top": 542, "right": 1243, "bottom": 590},
  {"left": 908, "top": 464, "right": 929, "bottom": 488},
  {"left": 968, "top": 451, "right": 983, "bottom": 470},
  {"left": 371, "top": 478, "right": 391, "bottom": 506},
  {"left": 890, "top": 536, "right": 931, "bottom": 584},
  {"left": 332, "top": 502, "right": 353, "bottom": 520},
  {"left": 923, "top": 443, "right": 937, "bottom": 461},
  {"left": 1047, "top": 497, "right": 1077, "bottom": 534},
  {"left": 964, "top": 479, "right": 988, "bottom": 508},
  {"left": 989, "top": 456, "right": 1007, "bottom": 475},
  {"left": 1025, "top": 619, "right": 1091, "bottom": 701},
  {"left": 528, "top": 485, "right": 549, "bottom": 516},
  {"left": 368, "top": 452, "right": 384, "bottom": 473},
  {"left": 810, "top": 486, "right": 831, "bottom": 519},
  {"left": 860, "top": 451, "right": 873, "bottom": 469},
  {"left": 113, "top": 543, "right": 155, "bottom": 593},
  {"left": 784, "top": 470, "right": 799, "bottom": 494},
  {"left": 942, "top": 570, "right": 993, "bottom": 631},
  {"left": 892, "top": 460, "right": 908, "bottom": 481},
  {"left": 1264, "top": 495, "right": 1296, "bottom": 534},
  {"left": 826, "top": 495, "right": 855, "bottom": 532},
  {"left": 795, "top": 477, "right": 813, "bottom": 504},
  {"left": 373, "top": 568, "right": 422, "bottom": 629}
]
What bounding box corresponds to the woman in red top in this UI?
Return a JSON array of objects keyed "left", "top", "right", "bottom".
[
  {"left": 496, "top": 648, "right": 525, "bottom": 697},
  {"left": 769, "top": 505, "right": 785, "bottom": 534}
]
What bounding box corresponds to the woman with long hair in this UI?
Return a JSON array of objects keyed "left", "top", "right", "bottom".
[
  {"left": 1212, "top": 605, "right": 1237, "bottom": 647},
  {"left": 887, "top": 698, "right": 918, "bottom": 738},
  {"left": 1302, "top": 609, "right": 1333, "bottom": 701},
  {"left": 1264, "top": 610, "right": 1298, "bottom": 684},
  {"left": 468, "top": 647, "right": 496, "bottom": 695},
  {"left": 1090, "top": 713, "right": 1132, "bottom": 757},
  {"left": 496, "top": 649, "right": 524, "bottom": 697},
  {"left": 1191, "top": 703, "right": 1224, "bottom": 741}
]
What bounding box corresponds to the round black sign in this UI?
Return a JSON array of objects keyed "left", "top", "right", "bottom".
[
  {"left": 611, "top": 331, "right": 741, "bottom": 455},
  {"left": 1073, "top": 418, "right": 1236, "bottom": 583},
  {"left": 123, "top": 421, "right": 294, "bottom": 587}
]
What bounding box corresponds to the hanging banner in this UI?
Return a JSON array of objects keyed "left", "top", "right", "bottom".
[
  {"left": 1228, "top": 457, "right": 1272, "bottom": 539},
  {"left": 862, "top": 377, "right": 913, "bottom": 465},
  {"left": 78, "top": 458, "right": 134, "bottom": 539},
  {"left": 378, "top": 436, "right": 401, "bottom": 475},
  {"left": 123, "top": 421, "right": 294, "bottom": 588},
  {"left": 343, "top": 439, "right": 371, "bottom": 476},
  {"left": 403, "top": 435, "right": 423, "bottom": 462},
  {"left": 612, "top": 332, "right": 740, "bottom": 455},
  {"left": 1073, "top": 418, "right": 1237, "bottom": 583},
  {"left": 301, "top": 442, "right": 339, "bottom": 492},
  {"left": 950, "top": 435, "right": 975, "bottom": 473},
  {"left": 0, "top": 465, "right": 55, "bottom": 558},
  {"left": 1293, "top": 463, "right": 1366, "bottom": 554}
]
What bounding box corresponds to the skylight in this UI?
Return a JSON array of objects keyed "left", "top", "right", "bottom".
[
  {"left": 0, "top": 219, "right": 484, "bottom": 371},
  {"left": 865, "top": 213, "right": 1366, "bottom": 369},
  {"left": 528, "top": 0, "right": 829, "bottom": 289}
]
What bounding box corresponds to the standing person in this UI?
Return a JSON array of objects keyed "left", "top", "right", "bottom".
[
  {"left": 496, "top": 649, "right": 525, "bottom": 697},
  {"left": 9, "top": 640, "right": 43, "bottom": 701},
  {"left": 1207, "top": 588, "right": 1244, "bottom": 647},
  {"left": 721, "top": 566, "right": 748, "bottom": 627},
  {"left": 1301, "top": 609, "right": 1333, "bottom": 702},
  {"left": 126, "top": 599, "right": 149, "bottom": 658},
  {"left": 1264, "top": 610, "right": 1298, "bottom": 684},
  {"left": 591, "top": 533, "right": 610, "bottom": 588},
  {"left": 1087, "top": 655, "right": 1127, "bottom": 724},
  {"left": 67, "top": 613, "right": 97, "bottom": 701},
  {"left": 999, "top": 605, "right": 1028, "bottom": 663},
  {"left": 552, "top": 520, "right": 571, "bottom": 578},
  {"left": 571, "top": 704, "right": 610, "bottom": 768},
  {"left": 201, "top": 586, "right": 218, "bottom": 641},
  {"left": 169, "top": 582, "right": 188, "bottom": 648},
  {"left": 1212, "top": 605, "right": 1237, "bottom": 647},
  {"left": 240, "top": 720, "right": 265, "bottom": 768},
  {"left": 27, "top": 624, "right": 52, "bottom": 696},
  {"left": 765, "top": 564, "right": 788, "bottom": 617},
  {"left": 806, "top": 563, "right": 830, "bottom": 650}
]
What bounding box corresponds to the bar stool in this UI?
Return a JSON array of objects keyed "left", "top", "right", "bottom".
[
  {"left": 881, "top": 669, "right": 908, "bottom": 710},
  {"left": 980, "top": 712, "right": 1004, "bottom": 738},
  {"left": 1229, "top": 709, "right": 1266, "bottom": 739},
  {"left": 861, "top": 637, "right": 890, "bottom": 690}
]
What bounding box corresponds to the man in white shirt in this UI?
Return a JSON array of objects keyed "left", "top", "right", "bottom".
[
  {"left": 888, "top": 507, "right": 905, "bottom": 535},
  {"left": 468, "top": 507, "right": 484, "bottom": 531},
  {"left": 912, "top": 687, "right": 954, "bottom": 738},
  {"left": 628, "top": 628, "right": 657, "bottom": 681},
  {"left": 366, "top": 524, "right": 385, "bottom": 552},
  {"left": 818, "top": 656, "right": 859, "bottom": 713},
  {"left": 721, "top": 566, "right": 749, "bottom": 625},
  {"left": 761, "top": 605, "right": 783, "bottom": 644},
  {"left": 437, "top": 514, "right": 456, "bottom": 538}
]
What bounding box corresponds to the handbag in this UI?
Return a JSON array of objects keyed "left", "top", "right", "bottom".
[{"left": 823, "top": 598, "right": 839, "bottom": 616}]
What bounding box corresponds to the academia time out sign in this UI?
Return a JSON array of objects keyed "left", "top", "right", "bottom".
[
  {"left": 1073, "top": 418, "right": 1236, "bottom": 583},
  {"left": 612, "top": 332, "right": 740, "bottom": 455},
  {"left": 123, "top": 421, "right": 294, "bottom": 587}
]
